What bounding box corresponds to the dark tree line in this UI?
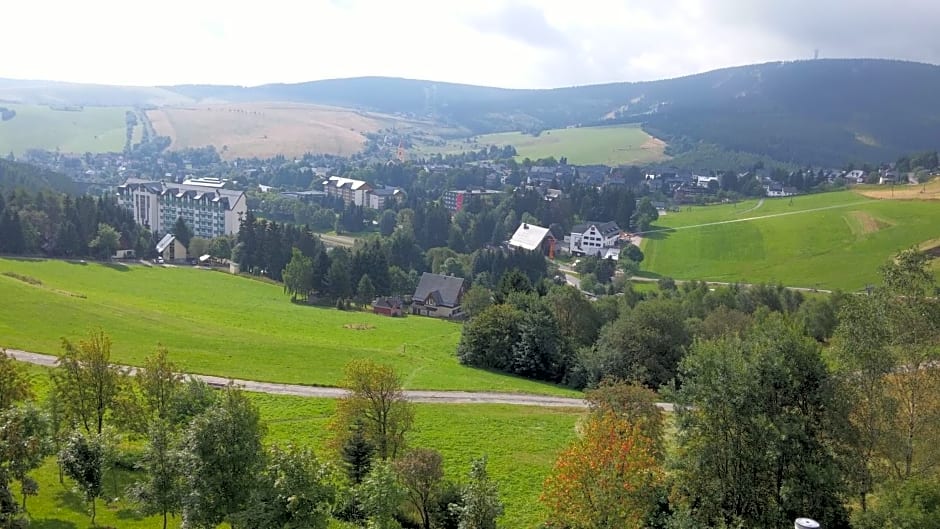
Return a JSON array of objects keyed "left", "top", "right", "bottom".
[{"left": 0, "top": 189, "right": 154, "bottom": 258}]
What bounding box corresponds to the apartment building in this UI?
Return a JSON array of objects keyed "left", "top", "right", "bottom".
[{"left": 117, "top": 177, "right": 247, "bottom": 238}]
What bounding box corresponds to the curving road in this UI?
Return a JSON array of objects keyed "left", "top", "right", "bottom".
[{"left": 5, "top": 348, "right": 677, "bottom": 410}]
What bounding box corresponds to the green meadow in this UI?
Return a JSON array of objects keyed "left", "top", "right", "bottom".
[
  {"left": 641, "top": 190, "right": 940, "bottom": 290},
  {"left": 17, "top": 365, "right": 580, "bottom": 529},
  {"left": 415, "top": 124, "right": 667, "bottom": 165},
  {"left": 0, "top": 104, "right": 133, "bottom": 155},
  {"left": 0, "top": 258, "right": 577, "bottom": 396}
]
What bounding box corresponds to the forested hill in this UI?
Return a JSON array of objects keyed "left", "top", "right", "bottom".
[
  {"left": 3, "top": 59, "right": 940, "bottom": 165},
  {"left": 0, "top": 159, "right": 77, "bottom": 194},
  {"left": 169, "top": 59, "right": 940, "bottom": 165}
]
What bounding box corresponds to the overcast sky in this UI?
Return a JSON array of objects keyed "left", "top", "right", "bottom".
[{"left": 3, "top": 0, "right": 938, "bottom": 88}]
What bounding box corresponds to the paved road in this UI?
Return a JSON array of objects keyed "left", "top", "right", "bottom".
[{"left": 5, "top": 349, "right": 684, "bottom": 410}]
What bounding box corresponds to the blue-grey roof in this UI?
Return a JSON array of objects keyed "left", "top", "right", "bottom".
[{"left": 413, "top": 273, "right": 465, "bottom": 308}]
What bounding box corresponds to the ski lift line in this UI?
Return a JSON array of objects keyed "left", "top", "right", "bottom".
[{"left": 632, "top": 200, "right": 872, "bottom": 237}]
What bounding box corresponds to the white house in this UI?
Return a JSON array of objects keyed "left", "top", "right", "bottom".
[
  {"left": 845, "top": 170, "right": 867, "bottom": 183},
  {"left": 569, "top": 221, "right": 621, "bottom": 257},
  {"left": 509, "top": 222, "right": 555, "bottom": 255}
]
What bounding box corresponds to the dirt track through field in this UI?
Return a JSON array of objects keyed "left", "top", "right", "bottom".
[{"left": 5, "top": 348, "right": 676, "bottom": 411}]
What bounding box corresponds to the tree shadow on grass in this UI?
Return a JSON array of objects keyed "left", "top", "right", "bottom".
[
  {"left": 27, "top": 519, "right": 77, "bottom": 529},
  {"left": 640, "top": 224, "right": 675, "bottom": 241},
  {"left": 4, "top": 256, "right": 47, "bottom": 262},
  {"left": 115, "top": 508, "right": 144, "bottom": 520},
  {"left": 53, "top": 488, "right": 88, "bottom": 514},
  {"left": 100, "top": 262, "right": 131, "bottom": 272}
]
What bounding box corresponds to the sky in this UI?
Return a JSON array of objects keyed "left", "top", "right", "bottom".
[{"left": 3, "top": 0, "right": 939, "bottom": 89}]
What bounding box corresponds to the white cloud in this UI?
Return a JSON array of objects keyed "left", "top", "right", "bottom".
[{"left": 0, "top": 0, "right": 937, "bottom": 88}]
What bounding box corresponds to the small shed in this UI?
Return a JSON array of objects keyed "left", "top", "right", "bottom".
[
  {"left": 372, "top": 296, "right": 404, "bottom": 317},
  {"left": 156, "top": 234, "right": 188, "bottom": 262}
]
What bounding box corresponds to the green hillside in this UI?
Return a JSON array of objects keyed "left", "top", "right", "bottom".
[
  {"left": 0, "top": 103, "right": 130, "bottom": 155},
  {"left": 415, "top": 124, "right": 667, "bottom": 165},
  {"left": 0, "top": 258, "right": 576, "bottom": 396},
  {"left": 641, "top": 190, "right": 940, "bottom": 290}
]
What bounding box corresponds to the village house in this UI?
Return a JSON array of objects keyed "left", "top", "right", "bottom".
[
  {"left": 155, "top": 234, "right": 187, "bottom": 263},
  {"left": 372, "top": 296, "right": 404, "bottom": 317},
  {"left": 569, "top": 221, "right": 621, "bottom": 257},
  {"left": 508, "top": 222, "right": 557, "bottom": 256},
  {"left": 411, "top": 273, "right": 466, "bottom": 319}
]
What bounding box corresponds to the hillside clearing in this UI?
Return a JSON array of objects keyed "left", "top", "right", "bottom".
[
  {"left": 149, "top": 103, "right": 389, "bottom": 159},
  {"left": 0, "top": 103, "right": 130, "bottom": 155},
  {"left": 413, "top": 124, "right": 668, "bottom": 165},
  {"left": 641, "top": 191, "right": 940, "bottom": 290},
  {"left": 0, "top": 258, "right": 577, "bottom": 396},
  {"left": 855, "top": 179, "right": 940, "bottom": 200}
]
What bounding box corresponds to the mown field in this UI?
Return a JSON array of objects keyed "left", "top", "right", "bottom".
[
  {"left": 18, "top": 364, "right": 580, "bottom": 529},
  {"left": 641, "top": 189, "right": 940, "bottom": 290},
  {"left": 0, "top": 103, "right": 132, "bottom": 155},
  {"left": 149, "top": 103, "right": 396, "bottom": 160},
  {"left": 414, "top": 124, "right": 668, "bottom": 165},
  {"left": 0, "top": 258, "right": 577, "bottom": 396}
]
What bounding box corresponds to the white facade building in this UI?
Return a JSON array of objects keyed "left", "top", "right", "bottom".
[
  {"left": 117, "top": 178, "right": 247, "bottom": 238},
  {"left": 570, "top": 221, "right": 621, "bottom": 257}
]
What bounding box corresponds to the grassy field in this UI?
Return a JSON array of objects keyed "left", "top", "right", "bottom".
[
  {"left": 0, "top": 258, "right": 576, "bottom": 396},
  {"left": 148, "top": 103, "right": 397, "bottom": 160},
  {"left": 641, "top": 190, "right": 940, "bottom": 290},
  {"left": 413, "top": 124, "right": 668, "bottom": 165},
  {"left": 18, "top": 365, "right": 580, "bottom": 529},
  {"left": 0, "top": 103, "right": 130, "bottom": 155}
]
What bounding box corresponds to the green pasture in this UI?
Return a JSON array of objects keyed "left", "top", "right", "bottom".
[
  {"left": 17, "top": 366, "right": 580, "bottom": 529},
  {"left": 414, "top": 124, "right": 667, "bottom": 165},
  {"left": 0, "top": 103, "right": 132, "bottom": 155},
  {"left": 0, "top": 258, "right": 577, "bottom": 396},
  {"left": 641, "top": 191, "right": 940, "bottom": 290}
]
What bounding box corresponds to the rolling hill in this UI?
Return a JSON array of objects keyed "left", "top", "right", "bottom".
[{"left": 2, "top": 59, "right": 939, "bottom": 165}]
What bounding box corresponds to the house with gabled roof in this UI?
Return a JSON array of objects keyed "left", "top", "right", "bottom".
[
  {"left": 569, "top": 221, "right": 621, "bottom": 257},
  {"left": 508, "top": 222, "right": 556, "bottom": 256},
  {"left": 156, "top": 233, "right": 187, "bottom": 262},
  {"left": 411, "top": 273, "right": 466, "bottom": 319}
]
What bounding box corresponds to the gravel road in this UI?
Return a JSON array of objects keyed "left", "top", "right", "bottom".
[
  {"left": 5, "top": 348, "right": 676, "bottom": 411},
  {"left": 4, "top": 349, "right": 596, "bottom": 408}
]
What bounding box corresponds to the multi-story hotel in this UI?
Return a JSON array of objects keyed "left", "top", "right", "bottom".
[{"left": 117, "top": 177, "right": 247, "bottom": 238}]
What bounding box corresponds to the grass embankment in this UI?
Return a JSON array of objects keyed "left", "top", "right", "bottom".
[
  {"left": 18, "top": 365, "right": 580, "bottom": 529},
  {"left": 641, "top": 190, "right": 940, "bottom": 290},
  {"left": 414, "top": 124, "right": 667, "bottom": 166},
  {"left": 0, "top": 258, "right": 577, "bottom": 396},
  {"left": 0, "top": 103, "right": 132, "bottom": 155}
]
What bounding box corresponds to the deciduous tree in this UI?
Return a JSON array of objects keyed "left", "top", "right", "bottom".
[
  {"left": 1, "top": 403, "right": 52, "bottom": 511},
  {"left": 0, "top": 350, "right": 31, "bottom": 410},
  {"left": 53, "top": 330, "right": 123, "bottom": 435},
  {"left": 59, "top": 432, "right": 105, "bottom": 525},
  {"left": 180, "top": 386, "right": 265, "bottom": 529},
  {"left": 455, "top": 456, "right": 502, "bottom": 529},
  {"left": 331, "top": 360, "right": 414, "bottom": 461},
  {"left": 541, "top": 412, "right": 662, "bottom": 529},
  {"left": 282, "top": 248, "right": 313, "bottom": 301},
  {"left": 128, "top": 420, "right": 183, "bottom": 529},
  {"left": 240, "top": 444, "right": 336, "bottom": 529},
  {"left": 395, "top": 448, "right": 444, "bottom": 529}
]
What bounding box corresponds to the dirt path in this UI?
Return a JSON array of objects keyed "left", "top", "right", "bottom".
[
  {"left": 7, "top": 348, "right": 678, "bottom": 411},
  {"left": 736, "top": 198, "right": 765, "bottom": 215}
]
